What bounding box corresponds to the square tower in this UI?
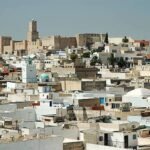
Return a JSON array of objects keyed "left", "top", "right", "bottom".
[
  {"left": 27, "top": 20, "right": 39, "bottom": 41},
  {"left": 22, "top": 58, "right": 37, "bottom": 83}
]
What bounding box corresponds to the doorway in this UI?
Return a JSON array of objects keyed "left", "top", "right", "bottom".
[
  {"left": 104, "top": 133, "right": 108, "bottom": 146},
  {"left": 124, "top": 135, "right": 128, "bottom": 148}
]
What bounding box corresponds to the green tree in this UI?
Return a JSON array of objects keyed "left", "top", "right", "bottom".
[
  {"left": 70, "top": 51, "right": 78, "bottom": 62},
  {"left": 97, "top": 46, "right": 105, "bottom": 52},
  {"left": 104, "top": 33, "right": 109, "bottom": 44},
  {"left": 91, "top": 46, "right": 104, "bottom": 54},
  {"left": 107, "top": 53, "right": 116, "bottom": 68},
  {"left": 91, "top": 49, "right": 96, "bottom": 54},
  {"left": 90, "top": 56, "right": 102, "bottom": 66},
  {"left": 82, "top": 52, "right": 90, "bottom": 58},
  {"left": 117, "top": 57, "right": 126, "bottom": 68},
  {"left": 97, "top": 58, "right": 102, "bottom": 65},
  {"left": 90, "top": 56, "right": 98, "bottom": 66},
  {"left": 122, "top": 36, "right": 129, "bottom": 43}
]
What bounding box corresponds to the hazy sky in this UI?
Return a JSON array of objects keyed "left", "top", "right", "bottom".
[{"left": 0, "top": 0, "right": 150, "bottom": 40}]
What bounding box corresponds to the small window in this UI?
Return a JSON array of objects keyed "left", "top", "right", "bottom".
[
  {"left": 116, "top": 104, "right": 120, "bottom": 108},
  {"left": 99, "top": 136, "right": 103, "bottom": 141},
  {"left": 112, "top": 103, "right": 115, "bottom": 108},
  {"left": 117, "top": 117, "right": 121, "bottom": 120},
  {"left": 133, "top": 134, "right": 136, "bottom": 140},
  {"left": 49, "top": 101, "right": 52, "bottom": 107}
]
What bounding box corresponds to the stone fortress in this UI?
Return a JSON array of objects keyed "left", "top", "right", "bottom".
[{"left": 0, "top": 20, "right": 106, "bottom": 56}]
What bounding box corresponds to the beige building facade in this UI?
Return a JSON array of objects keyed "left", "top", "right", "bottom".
[
  {"left": 0, "top": 21, "right": 77, "bottom": 55},
  {"left": 0, "top": 21, "right": 108, "bottom": 55},
  {"left": 61, "top": 79, "right": 106, "bottom": 91},
  {"left": 41, "top": 36, "right": 77, "bottom": 50},
  {"left": 51, "top": 61, "right": 98, "bottom": 79},
  {"left": 0, "top": 36, "right": 12, "bottom": 54},
  {"left": 0, "top": 22, "right": 107, "bottom": 55},
  {"left": 76, "top": 33, "right": 106, "bottom": 47}
]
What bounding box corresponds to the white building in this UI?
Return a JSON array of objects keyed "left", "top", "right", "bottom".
[
  {"left": 109, "top": 37, "right": 134, "bottom": 45},
  {"left": 122, "top": 88, "right": 150, "bottom": 108},
  {"left": 104, "top": 45, "right": 121, "bottom": 53},
  {"left": 86, "top": 143, "right": 131, "bottom": 150},
  {"left": 84, "top": 129, "right": 137, "bottom": 149},
  {"left": 22, "top": 58, "right": 37, "bottom": 83},
  {"left": 128, "top": 115, "right": 150, "bottom": 127}
]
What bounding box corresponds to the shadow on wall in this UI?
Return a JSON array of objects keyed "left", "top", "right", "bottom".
[{"left": 66, "top": 105, "right": 77, "bottom": 121}]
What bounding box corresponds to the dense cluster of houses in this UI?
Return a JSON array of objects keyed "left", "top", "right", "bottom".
[{"left": 0, "top": 21, "right": 150, "bottom": 150}]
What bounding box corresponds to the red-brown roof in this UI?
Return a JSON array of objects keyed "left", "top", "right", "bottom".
[{"left": 134, "top": 40, "right": 150, "bottom": 45}]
